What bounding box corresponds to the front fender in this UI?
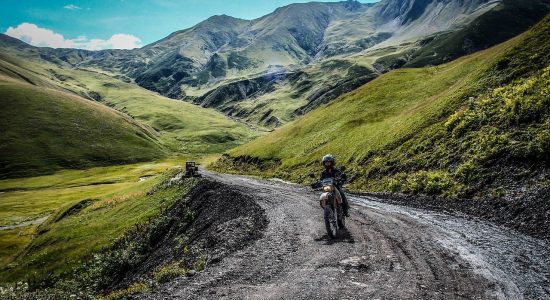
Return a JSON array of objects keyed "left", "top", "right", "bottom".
[{"left": 319, "top": 192, "right": 333, "bottom": 208}]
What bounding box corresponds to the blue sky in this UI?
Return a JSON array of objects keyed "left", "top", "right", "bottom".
[{"left": 1, "top": 0, "right": 378, "bottom": 50}]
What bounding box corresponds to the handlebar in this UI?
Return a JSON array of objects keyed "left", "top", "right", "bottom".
[{"left": 310, "top": 176, "right": 346, "bottom": 190}]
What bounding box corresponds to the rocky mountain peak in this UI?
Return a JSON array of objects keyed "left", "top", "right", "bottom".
[{"left": 374, "top": 0, "right": 499, "bottom": 25}]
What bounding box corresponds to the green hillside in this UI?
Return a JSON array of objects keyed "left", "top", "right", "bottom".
[
  {"left": 0, "top": 50, "right": 259, "bottom": 178},
  {"left": 214, "top": 15, "right": 550, "bottom": 199},
  {"left": 0, "top": 76, "right": 164, "bottom": 178},
  {"left": 0, "top": 159, "right": 194, "bottom": 285},
  {"left": 47, "top": 65, "right": 261, "bottom": 155}
]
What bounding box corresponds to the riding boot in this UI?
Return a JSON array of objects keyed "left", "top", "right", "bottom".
[{"left": 340, "top": 189, "right": 350, "bottom": 217}]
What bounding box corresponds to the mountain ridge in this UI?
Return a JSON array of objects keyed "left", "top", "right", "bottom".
[{"left": 2, "top": 0, "right": 548, "bottom": 129}]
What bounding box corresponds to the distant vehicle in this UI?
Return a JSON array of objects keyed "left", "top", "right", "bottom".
[{"left": 185, "top": 161, "right": 201, "bottom": 177}]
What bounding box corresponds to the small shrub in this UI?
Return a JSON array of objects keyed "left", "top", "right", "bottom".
[
  {"left": 387, "top": 178, "right": 402, "bottom": 193},
  {"left": 406, "top": 173, "right": 424, "bottom": 195},
  {"left": 152, "top": 261, "right": 187, "bottom": 284},
  {"left": 193, "top": 255, "right": 207, "bottom": 272},
  {"left": 99, "top": 282, "right": 149, "bottom": 300},
  {"left": 444, "top": 183, "right": 467, "bottom": 198},
  {"left": 527, "top": 123, "right": 550, "bottom": 159},
  {"left": 444, "top": 111, "right": 462, "bottom": 131},
  {"left": 403, "top": 171, "right": 456, "bottom": 196},
  {"left": 455, "top": 160, "right": 478, "bottom": 182},
  {"left": 490, "top": 187, "right": 506, "bottom": 199},
  {"left": 423, "top": 172, "right": 453, "bottom": 195},
  {"left": 387, "top": 173, "right": 407, "bottom": 193}
]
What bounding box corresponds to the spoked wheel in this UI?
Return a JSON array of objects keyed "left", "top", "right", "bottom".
[{"left": 324, "top": 206, "right": 338, "bottom": 239}]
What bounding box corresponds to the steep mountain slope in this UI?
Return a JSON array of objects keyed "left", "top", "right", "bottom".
[
  {"left": 119, "top": 0, "right": 501, "bottom": 81},
  {"left": 7, "top": 0, "right": 548, "bottom": 129},
  {"left": 398, "top": 0, "right": 550, "bottom": 68},
  {"left": 120, "top": 0, "right": 548, "bottom": 126},
  {"left": 214, "top": 14, "right": 550, "bottom": 200},
  {"left": 0, "top": 58, "right": 164, "bottom": 178},
  {"left": 117, "top": 0, "right": 505, "bottom": 122}
]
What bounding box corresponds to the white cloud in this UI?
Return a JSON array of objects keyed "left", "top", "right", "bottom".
[
  {"left": 108, "top": 34, "right": 142, "bottom": 49},
  {"left": 64, "top": 4, "right": 82, "bottom": 10},
  {"left": 82, "top": 34, "right": 144, "bottom": 50},
  {"left": 4, "top": 23, "right": 143, "bottom": 50},
  {"left": 5, "top": 23, "right": 73, "bottom": 48}
]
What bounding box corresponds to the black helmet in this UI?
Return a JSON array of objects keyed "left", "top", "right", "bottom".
[{"left": 322, "top": 154, "right": 335, "bottom": 166}]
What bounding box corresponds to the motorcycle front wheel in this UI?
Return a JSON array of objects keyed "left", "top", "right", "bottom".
[{"left": 324, "top": 206, "right": 337, "bottom": 239}]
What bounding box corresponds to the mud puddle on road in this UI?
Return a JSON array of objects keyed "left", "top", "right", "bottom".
[{"left": 351, "top": 196, "right": 550, "bottom": 300}]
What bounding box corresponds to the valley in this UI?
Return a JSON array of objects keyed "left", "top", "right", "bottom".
[{"left": 0, "top": 0, "right": 549, "bottom": 298}]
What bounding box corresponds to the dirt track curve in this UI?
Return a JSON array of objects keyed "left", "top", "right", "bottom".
[{"left": 139, "top": 170, "right": 550, "bottom": 300}]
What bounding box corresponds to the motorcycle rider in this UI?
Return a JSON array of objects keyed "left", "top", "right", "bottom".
[{"left": 320, "top": 154, "right": 350, "bottom": 217}]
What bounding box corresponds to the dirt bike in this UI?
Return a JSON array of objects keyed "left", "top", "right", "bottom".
[{"left": 310, "top": 176, "right": 346, "bottom": 239}]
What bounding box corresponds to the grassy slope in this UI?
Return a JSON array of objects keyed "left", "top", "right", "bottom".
[
  {"left": 0, "top": 158, "right": 193, "bottom": 283},
  {"left": 0, "top": 50, "right": 259, "bottom": 178},
  {"left": 60, "top": 67, "right": 261, "bottom": 154},
  {"left": 215, "top": 15, "right": 550, "bottom": 199},
  {"left": 0, "top": 67, "right": 165, "bottom": 178}
]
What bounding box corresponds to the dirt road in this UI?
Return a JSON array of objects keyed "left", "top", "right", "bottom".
[{"left": 140, "top": 171, "right": 550, "bottom": 299}]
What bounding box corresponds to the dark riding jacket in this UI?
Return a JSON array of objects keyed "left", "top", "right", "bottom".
[
  {"left": 320, "top": 167, "right": 347, "bottom": 189},
  {"left": 317, "top": 167, "right": 350, "bottom": 211}
]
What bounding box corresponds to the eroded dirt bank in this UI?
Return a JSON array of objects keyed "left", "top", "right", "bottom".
[
  {"left": 136, "top": 170, "right": 550, "bottom": 299},
  {"left": 109, "top": 179, "right": 268, "bottom": 290}
]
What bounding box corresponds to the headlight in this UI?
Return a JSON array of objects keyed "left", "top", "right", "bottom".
[{"left": 323, "top": 186, "right": 333, "bottom": 192}]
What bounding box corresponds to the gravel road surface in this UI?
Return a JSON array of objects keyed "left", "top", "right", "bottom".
[{"left": 140, "top": 171, "right": 550, "bottom": 299}]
